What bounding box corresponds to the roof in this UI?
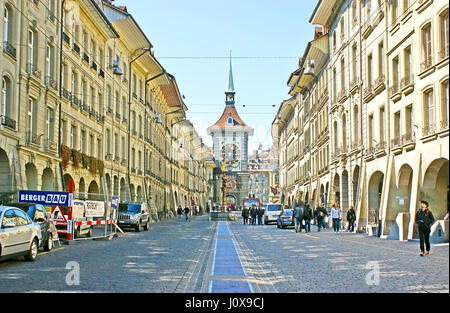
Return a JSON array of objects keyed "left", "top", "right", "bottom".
[
  {"left": 227, "top": 57, "right": 235, "bottom": 93},
  {"left": 207, "top": 105, "right": 254, "bottom": 135}
]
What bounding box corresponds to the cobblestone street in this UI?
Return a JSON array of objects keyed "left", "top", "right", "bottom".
[{"left": 0, "top": 217, "right": 448, "bottom": 293}]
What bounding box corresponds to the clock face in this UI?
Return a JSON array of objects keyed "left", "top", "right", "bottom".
[
  {"left": 225, "top": 179, "right": 236, "bottom": 191},
  {"left": 221, "top": 144, "right": 240, "bottom": 164}
]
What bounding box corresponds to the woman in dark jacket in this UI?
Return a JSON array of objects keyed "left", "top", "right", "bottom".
[
  {"left": 346, "top": 205, "right": 356, "bottom": 232},
  {"left": 415, "top": 201, "right": 435, "bottom": 256}
]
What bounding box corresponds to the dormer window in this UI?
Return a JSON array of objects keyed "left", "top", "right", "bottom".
[{"left": 227, "top": 117, "right": 234, "bottom": 125}]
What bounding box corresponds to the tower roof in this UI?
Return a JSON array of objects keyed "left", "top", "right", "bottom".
[{"left": 227, "top": 55, "right": 235, "bottom": 93}]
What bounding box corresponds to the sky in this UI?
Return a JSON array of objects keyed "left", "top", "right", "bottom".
[{"left": 118, "top": 0, "right": 318, "bottom": 152}]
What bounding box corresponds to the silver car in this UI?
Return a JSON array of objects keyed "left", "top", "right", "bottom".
[{"left": 0, "top": 206, "right": 42, "bottom": 262}]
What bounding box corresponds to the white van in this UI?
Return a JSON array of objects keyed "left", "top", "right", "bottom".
[{"left": 263, "top": 203, "right": 283, "bottom": 225}]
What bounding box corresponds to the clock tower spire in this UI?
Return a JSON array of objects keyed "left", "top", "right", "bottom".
[{"left": 225, "top": 51, "right": 235, "bottom": 106}]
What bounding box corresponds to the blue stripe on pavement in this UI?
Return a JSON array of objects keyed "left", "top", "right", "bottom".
[
  {"left": 217, "top": 221, "right": 232, "bottom": 236},
  {"left": 210, "top": 280, "right": 253, "bottom": 293},
  {"left": 212, "top": 237, "right": 246, "bottom": 277}
]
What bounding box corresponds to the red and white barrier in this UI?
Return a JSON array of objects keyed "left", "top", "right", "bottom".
[{"left": 74, "top": 220, "right": 116, "bottom": 227}]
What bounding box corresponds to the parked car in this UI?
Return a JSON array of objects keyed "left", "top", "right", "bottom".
[
  {"left": 277, "top": 209, "right": 294, "bottom": 229},
  {"left": 6, "top": 203, "right": 53, "bottom": 251},
  {"left": 117, "top": 203, "right": 150, "bottom": 232},
  {"left": 263, "top": 203, "right": 283, "bottom": 225},
  {"left": 0, "top": 206, "right": 42, "bottom": 262}
]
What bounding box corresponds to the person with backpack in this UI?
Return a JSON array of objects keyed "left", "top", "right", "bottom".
[
  {"left": 347, "top": 205, "right": 356, "bottom": 232},
  {"left": 294, "top": 204, "right": 304, "bottom": 233},
  {"left": 303, "top": 204, "right": 313, "bottom": 233},
  {"left": 415, "top": 200, "right": 435, "bottom": 256}
]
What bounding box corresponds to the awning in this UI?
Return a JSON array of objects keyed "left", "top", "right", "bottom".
[{"left": 309, "top": 0, "right": 339, "bottom": 27}]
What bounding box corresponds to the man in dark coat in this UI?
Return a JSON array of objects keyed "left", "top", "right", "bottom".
[
  {"left": 184, "top": 206, "right": 190, "bottom": 221},
  {"left": 314, "top": 203, "right": 328, "bottom": 232},
  {"left": 177, "top": 206, "right": 183, "bottom": 221},
  {"left": 415, "top": 200, "right": 435, "bottom": 256},
  {"left": 293, "top": 205, "right": 304, "bottom": 233},
  {"left": 303, "top": 204, "right": 313, "bottom": 233},
  {"left": 242, "top": 207, "right": 249, "bottom": 225},
  {"left": 250, "top": 205, "right": 257, "bottom": 225},
  {"left": 347, "top": 205, "right": 356, "bottom": 232}
]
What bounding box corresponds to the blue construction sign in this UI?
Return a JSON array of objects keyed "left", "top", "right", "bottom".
[{"left": 19, "top": 190, "right": 70, "bottom": 207}]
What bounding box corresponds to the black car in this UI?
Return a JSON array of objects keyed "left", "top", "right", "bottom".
[{"left": 6, "top": 203, "right": 54, "bottom": 251}]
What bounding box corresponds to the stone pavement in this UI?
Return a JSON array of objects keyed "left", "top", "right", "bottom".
[{"left": 0, "top": 215, "right": 448, "bottom": 293}]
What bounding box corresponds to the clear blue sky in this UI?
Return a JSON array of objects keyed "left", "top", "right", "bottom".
[{"left": 119, "top": 0, "right": 318, "bottom": 152}]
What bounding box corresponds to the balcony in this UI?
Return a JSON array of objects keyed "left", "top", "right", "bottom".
[
  {"left": 438, "top": 44, "right": 449, "bottom": 65},
  {"left": 337, "top": 88, "right": 347, "bottom": 103},
  {"left": 62, "top": 88, "right": 70, "bottom": 100},
  {"left": 350, "top": 140, "right": 362, "bottom": 152},
  {"left": 400, "top": 75, "right": 414, "bottom": 95},
  {"left": 364, "top": 146, "right": 375, "bottom": 161},
  {"left": 72, "top": 43, "right": 80, "bottom": 55},
  {"left": 132, "top": 93, "right": 138, "bottom": 100},
  {"left": 131, "top": 168, "right": 136, "bottom": 174},
  {"left": 91, "top": 61, "right": 98, "bottom": 72},
  {"left": 80, "top": 102, "right": 88, "bottom": 113},
  {"left": 121, "top": 159, "right": 127, "bottom": 166},
  {"left": 70, "top": 95, "right": 80, "bottom": 108},
  {"left": 3, "top": 41, "right": 16, "bottom": 59},
  {"left": 122, "top": 117, "right": 128, "bottom": 124},
  {"left": 106, "top": 107, "right": 113, "bottom": 115},
  {"left": 122, "top": 78, "right": 128, "bottom": 85},
  {"left": 97, "top": 114, "right": 105, "bottom": 124},
  {"left": 45, "top": 76, "right": 57, "bottom": 90},
  {"left": 26, "top": 63, "right": 41, "bottom": 80},
  {"left": 45, "top": 139, "right": 57, "bottom": 152},
  {"left": 0, "top": 115, "right": 16, "bottom": 130},
  {"left": 420, "top": 55, "right": 433, "bottom": 73},
  {"left": 27, "top": 132, "right": 41, "bottom": 146},
  {"left": 105, "top": 154, "right": 113, "bottom": 161},
  {"left": 349, "top": 77, "right": 359, "bottom": 94},
  {"left": 422, "top": 123, "right": 436, "bottom": 137},
  {"left": 402, "top": 132, "right": 416, "bottom": 151},
  {"left": 47, "top": 11, "right": 56, "bottom": 23},
  {"left": 88, "top": 108, "right": 96, "bottom": 119},
  {"left": 391, "top": 137, "right": 402, "bottom": 154},
  {"left": 374, "top": 141, "right": 387, "bottom": 157},
  {"left": 373, "top": 74, "right": 386, "bottom": 94},
  {"left": 440, "top": 119, "right": 449, "bottom": 132},
  {"left": 389, "top": 84, "right": 401, "bottom": 102},
  {"left": 114, "top": 156, "right": 121, "bottom": 163},
  {"left": 363, "top": 85, "right": 374, "bottom": 102},
  {"left": 115, "top": 112, "right": 121, "bottom": 120}
]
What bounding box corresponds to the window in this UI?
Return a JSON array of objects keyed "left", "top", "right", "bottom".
[
  {"left": 340, "top": 58, "right": 345, "bottom": 92},
  {"left": 392, "top": 56, "right": 399, "bottom": 88},
  {"left": 404, "top": 46, "right": 412, "bottom": 80},
  {"left": 28, "top": 29, "right": 36, "bottom": 66},
  {"left": 332, "top": 67, "right": 337, "bottom": 99},
  {"left": 27, "top": 98, "right": 36, "bottom": 134},
  {"left": 352, "top": 44, "right": 357, "bottom": 80},
  {"left": 368, "top": 114, "right": 374, "bottom": 147},
  {"left": 440, "top": 10, "right": 449, "bottom": 59},
  {"left": 71, "top": 71, "right": 77, "bottom": 94},
  {"left": 441, "top": 81, "right": 449, "bottom": 127},
  {"left": 227, "top": 117, "right": 233, "bottom": 125},
  {"left": 90, "top": 87, "right": 95, "bottom": 110},
  {"left": 45, "top": 44, "right": 54, "bottom": 79},
  {"left": 405, "top": 105, "right": 413, "bottom": 136},
  {"left": 121, "top": 137, "right": 125, "bottom": 160},
  {"left": 378, "top": 42, "right": 384, "bottom": 77},
  {"left": 353, "top": 105, "right": 359, "bottom": 143},
  {"left": 46, "top": 107, "right": 54, "bottom": 141},
  {"left": 114, "top": 133, "right": 118, "bottom": 158},
  {"left": 394, "top": 111, "right": 401, "bottom": 139},
  {"left": 391, "top": 0, "right": 398, "bottom": 24},
  {"left": 97, "top": 138, "right": 101, "bottom": 160},
  {"left": 352, "top": 1, "right": 357, "bottom": 25},
  {"left": 115, "top": 91, "right": 120, "bottom": 114},
  {"left": 106, "top": 129, "right": 111, "bottom": 155},
  {"left": 367, "top": 53, "right": 373, "bottom": 86},
  {"left": 98, "top": 92, "right": 103, "bottom": 113},
  {"left": 89, "top": 134, "right": 94, "bottom": 157},
  {"left": 403, "top": 0, "right": 409, "bottom": 13},
  {"left": 423, "top": 89, "right": 434, "bottom": 128},
  {"left": 340, "top": 18, "right": 345, "bottom": 41},
  {"left": 122, "top": 97, "right": 126, "bottom": 119},
  {"left": 106, "top": 85, "right": 111, "bottom": 110},
  {"left": 421, "top": 24, "right": 432, "bottom": 69},
  {"left": 70, "top": 125, "right": 76, "bottom": 149},
  {"left": 3, "top": 6, "right": 11, "bottom": 43},
  {"left": 379, "top": 107, "right": 385, "bottom": 142},
  {"left": 1, "top": 76, "right": 11, "bottom": 118},
  {"left": 131, "top": 148, "right": 135, "bottom": 168},
  {"left": 14, "top": 209, "right": 30, "bottom": 226},
  {"left": 80, "top": 130, "right": 86, "bottom": 154}
]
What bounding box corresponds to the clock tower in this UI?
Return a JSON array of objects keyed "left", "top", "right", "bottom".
[{"left": 207, "top": 55, "right": 254, "bottom": 207}]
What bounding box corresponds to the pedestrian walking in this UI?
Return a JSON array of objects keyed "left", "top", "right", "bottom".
[
  {"left": 346, "top": 205, "right": 356, "bottom": 232},
  {"left": 242, "top": 207, "right": 249, "bottom": 225},
  {"left": 314, "top": 203, "right": 328, "bottom": 232},
  {"left": 331, "top": 204, "right": 342, "bottom": 233},
  {"left": 196, "top": 205, "right": 200, "bottom": 216},
  {"left": 250, "top": 205, "right": 257, "bottom": 225},
  {"left": 303, "top": 204, "right": 313, "bottom": 233},
  {"left": 415, "top": 200, "right": 435, "bottom": 256},
  {"left": 257, "top": 206, "right": 264, "bottom": 225},
  {"left": 293, "top": 204, "right": 304, "bottom": 233},
  {"left": 177, "top": 206, "right": 183, "bottom": 221},
  {"left": 184, "top": 206, "right": 190, "bottom": 221}
]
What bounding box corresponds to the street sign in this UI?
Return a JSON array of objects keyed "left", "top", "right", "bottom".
[
  {"left": 51, "top": 206, "right": 67, "bottom": 223},
  {"left": 19, "top": 190, "right": 69, "bottom": 206}
]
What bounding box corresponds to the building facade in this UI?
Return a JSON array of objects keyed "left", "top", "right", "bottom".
[
  {"left": 273, "top": 0, "right": 448, "bottom": 241},
  {"left": 0, "top": 0, "right": 210, "bottom": 219}
]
